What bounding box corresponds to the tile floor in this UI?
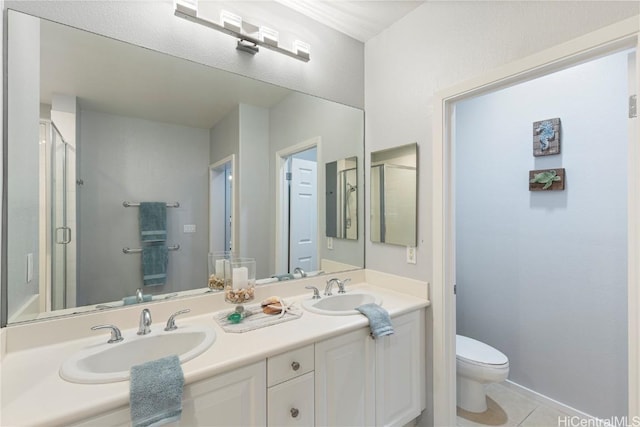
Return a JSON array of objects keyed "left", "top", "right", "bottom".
[{"left": 457, "top": 382, "right": 582, "bottom": 427}]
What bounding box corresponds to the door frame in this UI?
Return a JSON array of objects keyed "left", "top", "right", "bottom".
[
  {"left": 275, "top": 137, "right": 322, "bottom": 274},
  {"left": 432, "top": 17, "right": 640, "bottom": 425},
  {"left": 209, "top": 154, "right": 237, "bottom": 254}
]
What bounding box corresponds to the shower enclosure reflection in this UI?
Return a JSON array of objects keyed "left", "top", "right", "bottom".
[
  {"left": 326, "top": 157, "right": 358, "bottom": 240},
  {"left": 41, "top": 120, "right": 77, "bottom": 311},
  {"left": 370, "top": 143, "right": 417, "bottom": 246}
]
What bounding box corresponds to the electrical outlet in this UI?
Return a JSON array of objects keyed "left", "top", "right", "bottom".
[
  {"left": 327, "top": 237, "right": 333, "bottom": 250},
  {"left": 406, "top": 246, "right": 417, "bottom": 264},
  {"left": 183, "top": 224, "right": 196, "bottom": 233}
]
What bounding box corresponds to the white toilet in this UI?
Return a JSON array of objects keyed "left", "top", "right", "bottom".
[{"left": 456, "top": 335, "right": 509, "bottom": 413}]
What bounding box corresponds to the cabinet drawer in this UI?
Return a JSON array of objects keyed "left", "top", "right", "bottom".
[
  {"left": 268, "top": 372, "right": 314, "bottom": 427},
  {"left": 267, "top": 344, "right": 314, "bottom": 386}
]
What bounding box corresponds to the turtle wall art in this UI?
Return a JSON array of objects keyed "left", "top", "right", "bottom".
[
  {"left": 533, "top": 118, "right": 561, "bottom": 156},
  {"left": 529, "top": 168, "right": 565, "bottom": 191}
]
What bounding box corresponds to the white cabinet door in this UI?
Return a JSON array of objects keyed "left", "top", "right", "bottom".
[
  {"left": 67, "top": 406, "right": 130, "bottom": 427},
  {"left": 315, "top": 327, "right": 375, "bottom": 427},
  {"left": 375, "top": 310, "right": 425, "bottom": 427},
  {"left": 267, "top": 371, "right": 314, "bottom": 427},
  {"left": 69, "top": 361, "right": 266, "bottom": 427},
  {"left": 181, "top": 360, "right": 266, "bottom": 426}
]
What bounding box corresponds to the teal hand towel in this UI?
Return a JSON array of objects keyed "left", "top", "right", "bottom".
[
  {"left": 142, "top": 244, "right": 168, "bottom": 286},
  {"left": 271, "top": 273, "right": 295, "bottom": 281},
  {"left": 123, "top": 294, "right": 153, "bottom": 305},
  {"left": 130, "top": 355, "right": 184, "bottom": 427},
  {"left": 139, "top": 202, "right": 167, "bottom": 243},
  {"left": 356, "top": 303, "right": 394, "bottom": 338}
]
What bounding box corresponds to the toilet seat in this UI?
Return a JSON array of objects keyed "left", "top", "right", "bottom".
[{"left": 456, "top": 335, "right": 508, "bottom": 367}]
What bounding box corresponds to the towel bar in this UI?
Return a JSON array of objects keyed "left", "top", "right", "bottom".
[
  {"left": 123, "top": 244, "right": 180, "bottom": 254},
  {"left": 123, "top": 201, "right": 180, "bottom": 208}
]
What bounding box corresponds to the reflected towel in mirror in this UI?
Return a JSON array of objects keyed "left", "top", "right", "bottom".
[
  {"left": 139, "top": 202, "right": 167, "bottom": 243},
  {"left": 142, "top": 244, "right": 168, "bottom": 286}
]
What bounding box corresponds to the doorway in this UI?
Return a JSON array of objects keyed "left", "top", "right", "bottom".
[
  {"left": 209, "top": 155, "right": 236, "bottom": 255},
  {"left": 454, "top": 49, "right": 631, "bottom": 419},
  {"left": 432, "top": 19, "right": 640, "bottom": 426},
  {"left": 276, "top": 138, "right": 320, "bottom": 274}
]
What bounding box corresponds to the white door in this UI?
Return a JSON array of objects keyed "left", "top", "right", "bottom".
[{"left": 289, "top": 157, "right": 317, "bottom": 272}]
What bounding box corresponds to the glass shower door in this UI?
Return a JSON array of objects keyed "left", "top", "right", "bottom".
[{"left": 51, "top": 123, "right": 70, "bottom": 310}]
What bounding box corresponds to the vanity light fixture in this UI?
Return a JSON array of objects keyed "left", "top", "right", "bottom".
[
  {"left": 259, "top": 26, "right": 279, "bottom": 47},
  {"left": 292, "top": 40, "right": 310, "bottom": 60},
  {"left": 174, "top": 5, "right": 310, "bottom": 62},
  {"left": 220, "top": 10, "right": 242, "bottom": 33},
  {"left": 175, "top": 0, "right": 197, "bottom": 17}
]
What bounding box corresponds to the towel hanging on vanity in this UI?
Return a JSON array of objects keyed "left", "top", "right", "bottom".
[{"left": 130, "top": 355, "right": 184, "bottom": 427}]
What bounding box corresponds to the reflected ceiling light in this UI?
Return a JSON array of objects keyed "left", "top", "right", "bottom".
[{"left": 173, "top": 5, "right": 310, "bottom": 62}]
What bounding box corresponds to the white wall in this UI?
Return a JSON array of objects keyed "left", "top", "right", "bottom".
[
  {"left": 238, "top": 104, "right": 271, "bottom": 279},
  {"left": 364, "top": 1, "right": 640, "bottom": 281},
  {"left": 78, "top": 109, "right": 210, "bottom": 306},
  {"left": 455, "top": 51, "right": 629, "bottom": 418},
  {"left": 4, "top": 0, "right": 364, "bottom": 109},
  {"left": 6, "top": 12, "right": 40, "bottom": 319}
]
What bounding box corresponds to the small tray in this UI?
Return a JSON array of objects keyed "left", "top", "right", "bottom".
[{"left": 214, "top": 301, "right": 302, "bottom": 333}]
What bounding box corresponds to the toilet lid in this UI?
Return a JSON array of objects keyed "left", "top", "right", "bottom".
[{"left": 456, "top": 335, "right": 508, "bottom": 366}]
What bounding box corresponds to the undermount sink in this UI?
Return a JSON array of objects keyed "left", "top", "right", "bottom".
[
  {"left": 302, "top": 292, "right": 382, "bottom": 316},
  {"left": 60, "top": 323, "right": 215, "bottom": 384}
]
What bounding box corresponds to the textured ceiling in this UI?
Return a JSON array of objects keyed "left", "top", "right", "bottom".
[{"left": 274, "top": 0, "right": 425, "bottom": 42}]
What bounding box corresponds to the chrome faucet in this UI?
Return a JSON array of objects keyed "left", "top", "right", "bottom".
[
  {"left": 135, "top": 288, "right": 143, "bottom": 303},
  {"left": 324, "top": 277, "right": 351, "bottom": 296},
  {"left": 165, "top": 309, "right": 191, "bottom": 331},
  {"left": 294, "top": 267, "right": 307, "bottom": 278},
  {"left": 137, "top": 308, "right": 152, "bottom": 335}
]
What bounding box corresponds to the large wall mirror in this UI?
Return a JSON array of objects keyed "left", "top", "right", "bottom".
[
  {"left": 370, "top": 143, "right": 417, "bottom": 246},
  {"left": 4, "top": 10, "right": 364, "bottom": 325}
]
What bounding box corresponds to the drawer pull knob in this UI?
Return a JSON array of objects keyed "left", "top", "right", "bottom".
[
  {"left": 291, "top": 361, "right": 300, "bottom": 371},
  {"left": 290, "top": 408, "right": 299, "bottom": 418}
]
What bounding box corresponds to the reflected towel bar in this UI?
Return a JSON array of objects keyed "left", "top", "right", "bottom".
[
  {"left": 123, "top": 244, "right": 180, "bottom": 254},
  {"left": 123, "top": 201, "right": 180, "bottom": 208}
]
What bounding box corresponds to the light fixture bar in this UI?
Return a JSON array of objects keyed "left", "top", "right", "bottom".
[{"left": 174, "top": 9, "right": 310, "bottom": 62}]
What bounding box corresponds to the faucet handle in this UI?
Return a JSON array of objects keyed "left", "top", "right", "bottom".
[
  {"left": 91, "top": 324, "right": 123, "bottom": 344},
  {"left": 165, "top": 309, "right": 191, "bottom": 331},
  {"left": 305, "top": 286, "right": 321, "bottom": 299},
  {"left": 338, "top": 278, "right": 351, "bottom": 293}
]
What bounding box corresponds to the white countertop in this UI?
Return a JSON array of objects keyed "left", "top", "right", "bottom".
[{"left": 0, "top": 274, "right": 429, "bottom": 427}]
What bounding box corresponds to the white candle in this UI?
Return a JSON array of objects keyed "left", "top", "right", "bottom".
[
  {"left": 232, "top": 266, "right": 249, "bottom": 290},
  {"left": 215, "top": 259, "right": 225, "bottom": 278}
]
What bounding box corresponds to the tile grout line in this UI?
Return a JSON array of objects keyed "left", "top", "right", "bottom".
[{"left": 517, "top": 404, "right": 541, "bottom": 426}]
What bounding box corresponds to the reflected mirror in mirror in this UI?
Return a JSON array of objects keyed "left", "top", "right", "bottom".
[
  {"left": 325, "top": 157, "right": 358, "bottom": 240},
  {"left": 4, "top": 10, "right": 364, "bottom": 324},
  {"left": 370, "top": 143, "right": 418, "bottom": 246}
]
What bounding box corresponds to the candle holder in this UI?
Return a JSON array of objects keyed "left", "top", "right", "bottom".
[
  {"left": 208, "top": 252, "right": 235, "bottom": 290},
  {"left": 224, "top": 258, "right": 256, "bottom": 303}
]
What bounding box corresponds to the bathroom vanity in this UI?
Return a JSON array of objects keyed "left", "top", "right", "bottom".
[{"left": 0, "top": 272, "right": 429, "bottom": 427}]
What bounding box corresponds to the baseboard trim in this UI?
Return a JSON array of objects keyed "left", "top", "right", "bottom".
[{"left": 503, "top": 380, "right": 596, "bottom": 420}]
